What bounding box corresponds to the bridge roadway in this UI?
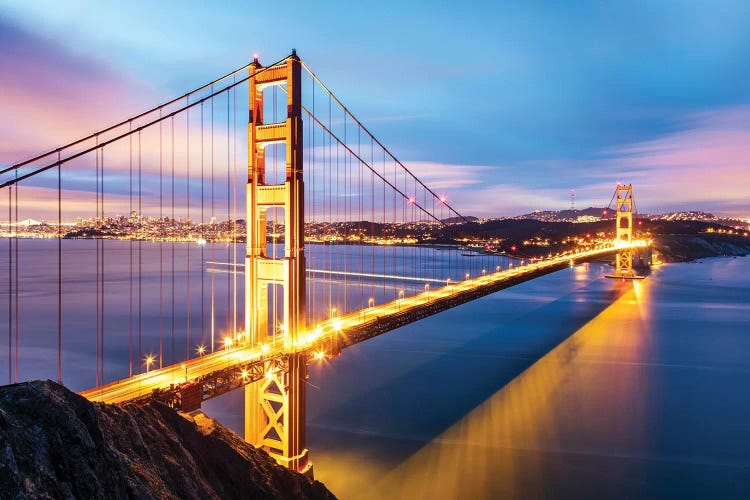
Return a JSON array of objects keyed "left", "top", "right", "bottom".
[{"left": 80, "top": 244, "right": 634, "bottom": 409}]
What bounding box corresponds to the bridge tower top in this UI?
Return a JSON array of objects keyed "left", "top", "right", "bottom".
[{"left": 615, "top": 184, "right": 633, "bottom": 244}]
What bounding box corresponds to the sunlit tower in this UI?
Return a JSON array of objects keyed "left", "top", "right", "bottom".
[{"left": 245, "top": 50, "right": 310, "bottom": 476}]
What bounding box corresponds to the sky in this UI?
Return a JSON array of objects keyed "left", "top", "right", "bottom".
[{"left": 1, "top": 0, "right": 749, "bottom": 218}]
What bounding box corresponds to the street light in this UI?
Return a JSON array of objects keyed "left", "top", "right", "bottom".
[
  {"left": 196, "top": 345, "right": 206, "bottom": 356},
  {"left": 465, "top": 272, "right": 470, "bottom": 280},
  {"left": 364, "top": 297, "right": 375, "bottom": 320},
  {"left": 145, "top": 354, "right": 155, "bottom": 373},
  {"left": 496, "top": 265, "right": 500, "bottom": 272},
  {"left": 424, "top": 283, "right": 430, "bottom": 300},
  {"left": 181, "top": 364, "right": 187, "bottom": 382},
  {"left": 399, "top": 289, "right": 404, "bottom": 310},
  {"left": 224, "top": 336, "right": 233, "bottom": 350},
  {"left": 482, "top": 269, "right": 486, "bottom": 276}
]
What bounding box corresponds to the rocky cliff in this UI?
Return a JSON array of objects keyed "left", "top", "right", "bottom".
[{"left": 0, "top": 380, "right": 336, "bottom": 499}]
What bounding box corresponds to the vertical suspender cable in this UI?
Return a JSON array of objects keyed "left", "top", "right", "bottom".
[
  {"left": 14, "top": 171, "right": 18, "bottom": 383},
  {"left": 129, "top": 123, "right": 133, "bottom": 377},
  {"left": 159, "top": 111, "right": 164, "bottom": 368},
  {"left": 186, "top": 98, "right": 191, "bottom": 360},
  {"left": 201, "top": 102, "right": 205, "bottom": 350},
  {"left": 101, "top": 147, "right": 105, "bottom": 385},
  {"left": 232, "top": 82, "right": 238, "bottom": 337},
  {"left": 57, "top": 152, "right": 62, "bottom": 384},
  {"left": 226, "top": 91, "right": 231, "bottom": 337},
  {"left": 211, "top": 86, "right": 215, "bottom": 352},
  {"left": 95, "top": 145, "right": 100, "bottom": 386},
  {"left": 7, "top": 185, "right": 12, "bottom": 384}
]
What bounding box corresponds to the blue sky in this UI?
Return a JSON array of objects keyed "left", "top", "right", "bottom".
[{"left": 1, "top": 0, "right": 750, "bottom": 217}]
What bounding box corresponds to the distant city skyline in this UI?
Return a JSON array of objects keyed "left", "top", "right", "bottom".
[{"left": 1, "top": 1, "right": 750, "bottom": 217}]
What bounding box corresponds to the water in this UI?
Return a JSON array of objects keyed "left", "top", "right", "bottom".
[
  {"left": 0, "top": 239, "right": 511, "bottom": 387},
  {"left": 2, "top": 240, "right": 749, "bottom": 498},
  {"left": 300, "top": 257, "right": 750, "bottom": 499}
]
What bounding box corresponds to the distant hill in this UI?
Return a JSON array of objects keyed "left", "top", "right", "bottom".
[{"left": 515, "top": 207, "right": 613, "bottom": 222}]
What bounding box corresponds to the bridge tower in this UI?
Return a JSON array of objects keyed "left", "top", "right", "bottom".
[
  {"left": 614, "top": 183, "right": 635, "bottom": 278},
  {"left": 244, "top": 51, "right": 310, "bottom": 475}
]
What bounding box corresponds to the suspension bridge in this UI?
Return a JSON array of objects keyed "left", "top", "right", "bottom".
[{"left": 1, "top": 51, "right": 648, "bottom": 476}]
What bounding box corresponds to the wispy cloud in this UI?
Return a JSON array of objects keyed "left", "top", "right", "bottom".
[
  {"left": 605, "top": 106, "right": 750, "bottom": 216},
  {"left": 0, "top": 15, "right": 154, "bottom": 164}
]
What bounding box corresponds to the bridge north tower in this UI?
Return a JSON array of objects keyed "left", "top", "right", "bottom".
[
  {"left": 244, "top": 51, "right": 310, "bottom": 475},
  {"left": 614, "top": 183, "right": 635, "bottom": 278}
]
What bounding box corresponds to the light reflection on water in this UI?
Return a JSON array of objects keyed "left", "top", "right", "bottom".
[
  {"left": 306, "top": 257, "right": 750, "bottom": 499},
  {"left": 359, "top": 282, "right": 651, "bottom": 499}
]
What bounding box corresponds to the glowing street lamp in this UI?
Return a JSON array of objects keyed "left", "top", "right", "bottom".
[
  {"left": 482, "top": 269, "right": 486, "bottom": 276},
  {"left": 196, "top": 345, "right": 206, "bottom": 357},
  {"left": 181, "top": 364, "right": 187, "bottom": 382},
  {"left": 363, "top": 297, "right": 375, "bottom": 320},
  {"left": 496, "top": 265, "right": 500, "bottom": 272},
  {"left": 145, "top": 354, "right": 155, "bottom": 373},
  {"left": 465, "top": 272, "right": 470, "bottom": 281},
  {"left": 398, "top": 289, "right": 405, "bottom": 310},
  {"left": 424, "top": 283, "right": 430, "bottom": 300},
  {"left": 224, "top": 336, "right": 233, "bottom": 350}
]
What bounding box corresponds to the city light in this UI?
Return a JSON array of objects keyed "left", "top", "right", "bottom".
[
  {"left": 313, "top": 351, "right": 326, "bottom": 360},
  {"left": 196, "top": 345, "right": 206, "bottom": 356}
]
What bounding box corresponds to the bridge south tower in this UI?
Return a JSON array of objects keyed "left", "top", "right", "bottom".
[{"left": 245, "top": 51, "right": 310, "bottom": 475}]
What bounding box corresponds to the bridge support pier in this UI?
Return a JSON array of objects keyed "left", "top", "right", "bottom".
[{"left": 244, "top": 354, "right": 310, "bottom": 476}]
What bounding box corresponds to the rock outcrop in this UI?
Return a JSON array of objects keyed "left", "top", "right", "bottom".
[{"left": 0, "top": 380, "right": 336, "bottom": 499}]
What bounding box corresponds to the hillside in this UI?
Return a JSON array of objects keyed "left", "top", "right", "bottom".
[{"left": 0, "top": 380, "right": 335, "bottom": 499}]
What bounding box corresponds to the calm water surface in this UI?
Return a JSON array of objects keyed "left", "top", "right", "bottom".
[{"left": 2, "top": 240, "right": 749, "bottom": 498}]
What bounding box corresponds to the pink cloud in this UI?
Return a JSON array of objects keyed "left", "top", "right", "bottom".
[
  {"left": 608, "top": 106, "right": 750, "bottom": 217},
  {"left": 0, "top": 17, "right": 155, "bottom": 164}
]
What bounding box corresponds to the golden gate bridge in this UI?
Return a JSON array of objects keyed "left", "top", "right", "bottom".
[{"left": 0, "top": 51, "right": 647, "bottom": 476}]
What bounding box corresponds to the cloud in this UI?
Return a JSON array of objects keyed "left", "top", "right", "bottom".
[
  {"left": 605, "top": 106, "right": 750, "bottom": 216},
  {"left": 0, "top": 15, "right": 154, "bottom": 164}
]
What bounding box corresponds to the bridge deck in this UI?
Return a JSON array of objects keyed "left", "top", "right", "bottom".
[{"left": 80, "top": 245, "right": 630, "bottom": 408}]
